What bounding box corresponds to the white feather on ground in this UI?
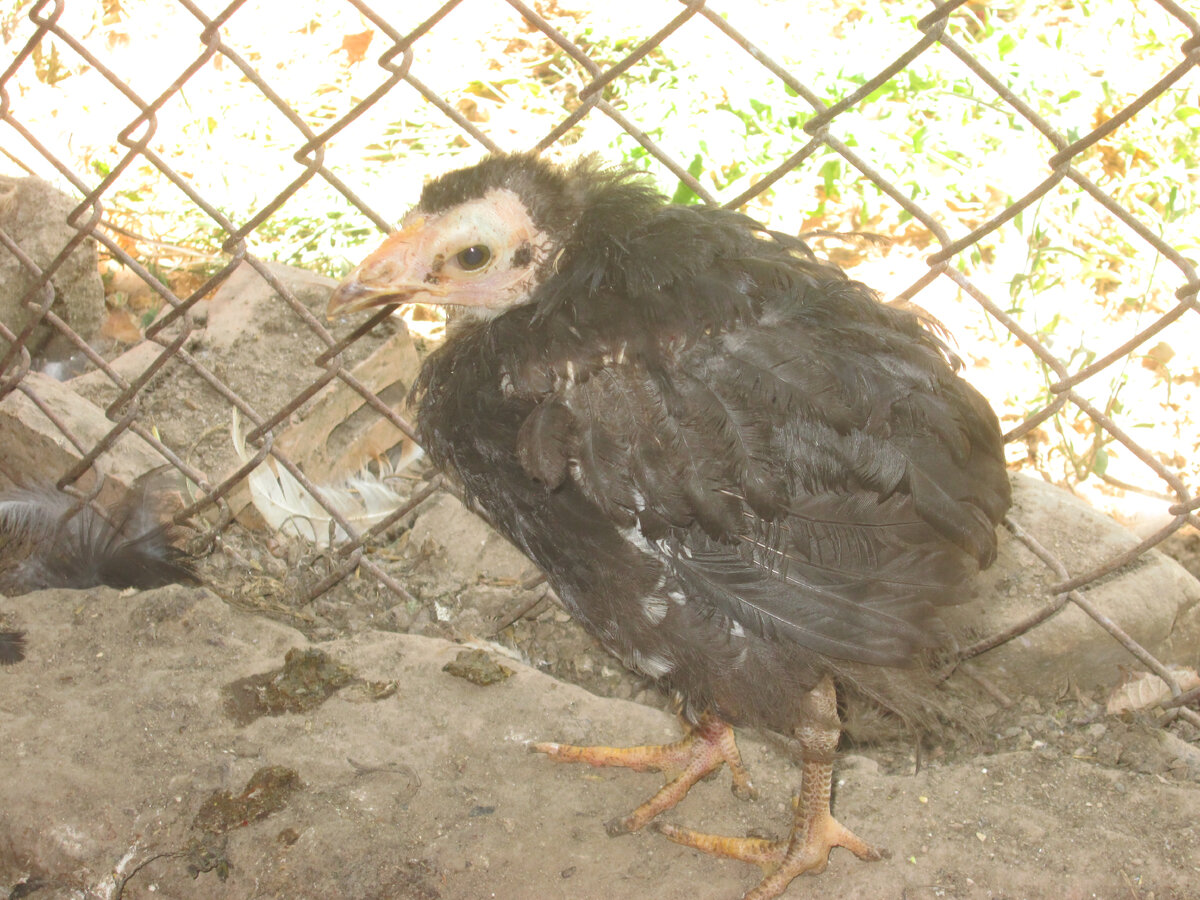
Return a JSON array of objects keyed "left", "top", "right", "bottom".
[{"left": 232, "top": 411, "right": 422, "bottom": 547}]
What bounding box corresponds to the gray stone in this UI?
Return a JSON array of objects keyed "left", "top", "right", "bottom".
[
  {"left": 408, "top": 490, "right": 533, "bottom": 587},
  {"left": 0, "top": 370, "right": 166, "bottom": 497},
  {"left": 0, "top": 175, "right": 104, "bottom": 359},
  {"left": 947, "top": 474, "right": 1200, "bottom": 696}
]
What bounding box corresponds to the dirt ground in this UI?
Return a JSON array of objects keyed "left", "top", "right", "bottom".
[
  {"left": 2, "top": 264, "right": 1200, "bottom": 900},
  {"left": 2, "top": 585, "right": 1199, "bottom": 900}
]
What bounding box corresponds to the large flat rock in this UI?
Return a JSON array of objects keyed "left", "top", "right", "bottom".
[{"left": 1, "top": 585, "right": 1196, "bottom": 899}]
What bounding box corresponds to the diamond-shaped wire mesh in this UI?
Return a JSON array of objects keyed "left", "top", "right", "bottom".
[{"left": 1, "top": 0, "right": 1198, "bottom": 727}]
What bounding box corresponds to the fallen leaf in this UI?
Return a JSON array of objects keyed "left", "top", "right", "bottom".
[
  {"left": 338, "top": 29, "right": 374, "bottom": 65},
  {"left": 101, "top": 306, "right": 144, "bottom": 344},
  {"left": 1105, "top": 666, "right": 1200, "bottom": 715}
]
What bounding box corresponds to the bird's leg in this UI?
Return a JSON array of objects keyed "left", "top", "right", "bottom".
[
  {"left": 532, "top": 712, "right": 757, "bottom": 836},
  {"left": 656, "top": 676, "right": 882, "bottom": 900}
]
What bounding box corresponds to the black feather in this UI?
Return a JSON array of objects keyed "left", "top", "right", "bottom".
[
  {"left": 0, "top": 483, "right": 197, "bottom": 596},
  {"left": 516, "top": 398, "right": 574, "bottom": 488},
  {"left": 0, "top": 630, "right": 25, "bottom": 665}
]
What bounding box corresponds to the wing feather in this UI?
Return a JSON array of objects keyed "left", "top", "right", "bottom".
[{"left": 499, "top": 259, "right": 1006, "bottom": 665}]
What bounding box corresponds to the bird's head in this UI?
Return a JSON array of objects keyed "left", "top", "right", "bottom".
[{"left": 328, "top": 154, "right": 578, "bottom": 321}]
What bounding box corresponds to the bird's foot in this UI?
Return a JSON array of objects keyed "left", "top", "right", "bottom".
[
  {"left": 532, "top": 713, "right": 756, "bottom": 835},
  {"left": 656, "top": 810, "right": 883, "bottom": 900},
  {"left": 655, "top": 676, "right": 883, "bottom": 898}
]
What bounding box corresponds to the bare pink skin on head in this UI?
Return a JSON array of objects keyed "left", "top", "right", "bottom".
[{"left": 327, "top": 187, "right": 549, "bottom": 319}]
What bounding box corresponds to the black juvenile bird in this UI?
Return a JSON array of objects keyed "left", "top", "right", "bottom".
[{"left": 329, "top": 153, "right": 1011, "bottom": 899}]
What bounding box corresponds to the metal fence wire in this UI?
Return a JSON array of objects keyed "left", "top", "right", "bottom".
[{"left": 1, "top": 0, "right": 1198, "bottom": 729}]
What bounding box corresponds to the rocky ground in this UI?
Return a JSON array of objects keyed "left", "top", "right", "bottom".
[
  {"left": 1, "top": 581, "right": 1199, "bottom": 900},
  {"left": 2, "top": 473, "right": 1199, "bottom": 900}
]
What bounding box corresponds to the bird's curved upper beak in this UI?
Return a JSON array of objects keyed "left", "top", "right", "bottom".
[{"left": 327, "top": 217, "right": 446, "bottom": 318}]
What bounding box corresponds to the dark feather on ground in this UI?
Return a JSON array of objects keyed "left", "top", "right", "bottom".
[
  {"left": 0, "top": 482, "right": 197, "bottom": 596},
  {"left": 0, "top": 630, "right": 25, "bottom": 665}
]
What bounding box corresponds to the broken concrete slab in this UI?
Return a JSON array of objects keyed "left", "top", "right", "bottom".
[{"left": 202, "top": 260, "right": 336, "bottom": 354}]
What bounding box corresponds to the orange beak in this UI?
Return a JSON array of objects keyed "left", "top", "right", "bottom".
[{"left": 327, "top": 217, "right": 447, "bottom": 318}]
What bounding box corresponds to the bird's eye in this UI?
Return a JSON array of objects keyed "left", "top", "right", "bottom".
[{"left": 455, "top": 245, "right": 492, "bottom": 271}]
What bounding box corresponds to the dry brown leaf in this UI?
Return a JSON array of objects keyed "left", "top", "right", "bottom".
[
  {"left": 1105, "top": 666, "right": 1200, "bottom": 715},
  {"left": 1142, "top": 341, "right": 1175, "bottom": 367},
  {"left": 1097, "top": 144, "right": 1126, "bottom": 179},
  {"left": 101, "top": 307, "right": 144, "bottom": 344},
  {"left": 338, "top": 30, "right": 374, "bottom": 65}
]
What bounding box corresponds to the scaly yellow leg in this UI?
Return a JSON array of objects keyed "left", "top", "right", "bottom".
[
  {"left": 533, "top": 712, "right": 757, "bottom": 835},
  {"left": 656, "top": 676, "right": 883, "bottom": 899}
]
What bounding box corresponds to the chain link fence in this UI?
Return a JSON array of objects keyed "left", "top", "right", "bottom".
[{"left": 1, "top": 0, "right": 1198, "bottom": 727}]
